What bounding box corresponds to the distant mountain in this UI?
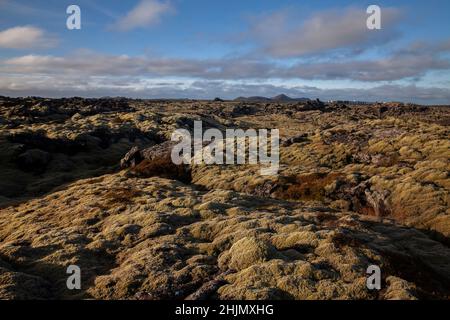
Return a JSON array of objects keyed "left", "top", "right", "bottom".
[
  {"left": 271, "top": 94, "right": 296, "bottom": 102},
  {"left": 234, "top": 96, "right": 272, "bottom": 102},
  {"left": 234, "top": 94, "right": 310, "bottom": 103}
]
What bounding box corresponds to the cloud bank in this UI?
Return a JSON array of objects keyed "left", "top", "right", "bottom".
[{"left": 2, "top": 41, "right": 449, "bottom": 82}]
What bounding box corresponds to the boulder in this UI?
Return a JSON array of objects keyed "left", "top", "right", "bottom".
[{"left": 121, "top": 141, "right": 191, "bottom": 182}]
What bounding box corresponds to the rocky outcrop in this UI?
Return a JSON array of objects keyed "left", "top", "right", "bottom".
[
  {"left": 120, "top": 141, "right": 177, "bottom": 169},
  {"left": 120, "top": 141, "right": 191, "bottom": 183}
]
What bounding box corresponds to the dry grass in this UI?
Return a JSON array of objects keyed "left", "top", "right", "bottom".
[
  {"left": 105, "top": 187, "right": 142, "bottom": 204},
  {"left": 276, "top": 172, "right": 343, "bottom": 201}
]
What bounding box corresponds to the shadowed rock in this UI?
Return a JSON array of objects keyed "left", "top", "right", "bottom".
[
  {"left": 17, "top": 149, "right": 51, "bottom": 173},
  {"left": 281, "top": 134, "right": 308, "bottom": 147}
]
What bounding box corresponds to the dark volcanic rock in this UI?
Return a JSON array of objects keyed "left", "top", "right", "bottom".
[
  {"left": 121, "top": 141, "right": 177, "bottom": 169},
  {"left": 121, "top": 141, "right": 191, "bottom": 183},
  {"left": 281, "top": 134, "right": 308, "bottom": 147},
  {"left": 7, "top": 131, "right": 87, "bottom": 155},
  {"left": 120, "top": 146, "right": 143, "bottom": 169},
  {"left": 16, "top": 149, "right": 51, "bottom": 173},
  {"left": 230, "top": 105, "right": 256, "bottom": 117}
]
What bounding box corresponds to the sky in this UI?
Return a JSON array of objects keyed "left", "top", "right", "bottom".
[{"left": 0, "top": 0, "right": 450, "bottom": 104}]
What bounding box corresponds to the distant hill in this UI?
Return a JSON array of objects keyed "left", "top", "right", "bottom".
[
  {"left": 234, "top": 94, "right": 310, "bottom": 103},
  {"left": 234, "top": 96, "right": 272, "bottom": 102}
]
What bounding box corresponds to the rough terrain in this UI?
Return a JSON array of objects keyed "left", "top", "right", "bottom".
[{"left": 0, "top": 96, "right": 449, "bottom": 300}]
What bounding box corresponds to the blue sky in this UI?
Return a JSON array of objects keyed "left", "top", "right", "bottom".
[{"left": 1, "top": 0, "right": 450, "bottom": 103}]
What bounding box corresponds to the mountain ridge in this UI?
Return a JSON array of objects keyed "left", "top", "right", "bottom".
[{"left": 234, "top": 94, "right": 311, "bottom": 103}]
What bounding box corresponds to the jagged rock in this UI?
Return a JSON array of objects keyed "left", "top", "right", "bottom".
[
  {"left": 344, "top": 182, "right": 392, "bottom": 217},
  {"left": 230, "top": 105, "right": 256, "bottom": 117},
  {"left": 121, "top": 141, "right": 191, "bottom": 182},
  {"left": 121, "top": 141, "right": 179, "bottom": 169},
  {"left": 364, "top": 189, "right": 391, "bottom": 217},
  {"left": 300, "top": 99, "right": 327, "bottom": 111},
  {"left": 120, "top": 146, "right": 143, "bottom": 168}
]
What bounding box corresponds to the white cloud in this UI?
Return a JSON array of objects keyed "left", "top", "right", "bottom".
[
  {"left": 1, "top": 37, "right": 449, "bottom": 104},
  {"left": 249, "top": 7, "right": 401, "bottom": 57},
  {"left": 0, "top": 25, "right": 57, "bottom": 49},
  {"left": 115, "top": 0, "right": 173, "bottom": 31},
  {"left": 2, "top": 42, "right": 449, "bottom": 82}
]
